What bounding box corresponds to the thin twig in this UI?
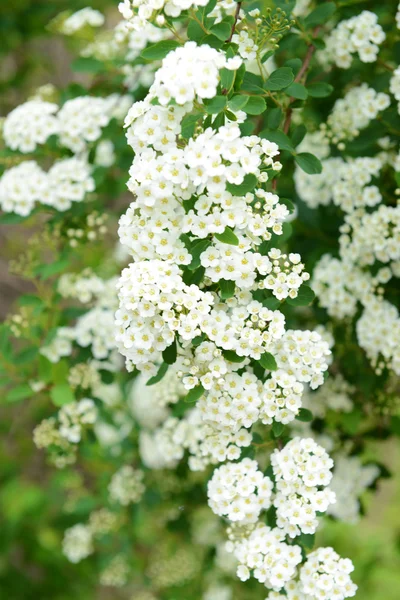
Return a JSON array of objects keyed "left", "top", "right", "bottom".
[{"left": 227, "top": 2, "right": 242, "bottom": 42}]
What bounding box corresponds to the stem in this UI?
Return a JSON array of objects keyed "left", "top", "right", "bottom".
[
  {"left": 271, "top": 27, "right": 320, "bottom": 191},
  {"left": 227, "top": 2, "right": 242, "bottom": 42}
]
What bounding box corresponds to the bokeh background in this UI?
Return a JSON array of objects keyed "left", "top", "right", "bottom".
[{"left": 1, "top": 2, "right": 400, "bottom": 599}]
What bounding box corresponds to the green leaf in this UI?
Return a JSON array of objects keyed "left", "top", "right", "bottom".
[
  {"left": 181, "top": 113, "right": 202, "bottom": 140},
  {"left": 15, "top": 347, "right": 37, "bottom": 365},
  {"left": 258, "top": 352, "right": 278, "bottom": 371},
  {"left": 228, "top": 95, "right": 249, "bottom": 112},
  {"left": 51, "top": 360, "right": 69, "bottom": 384},
  {"left": 220, "top": 67, "right": 235, "bottom": 91},
  {"left": 291, "top": 124, "right": 307, "bottom": 147},
  {"left": 71, "top": 56, "right": 103, "bottom": 73},
  {"left": 297, "top": 408, "right": 313, "bottom": 422},
  {"left": 262, "top": 296, "right": 281, "bottom": 309},
  {"left": 219, "top": 279, "right": 235, "bottom": 299},
  {"left": 285, "top": 82, "right": 308, "bottom": 100},
  {"left": 222, "top": 350, "right": 245, "bottom": 363},
  {"left": 50, "top": 383, "right": 75, "bottom": 407},
  {"left": 260, "top": 129, "right": 294, "bottom": 152},
  {"left": 192, "top": 334, "right": 206, "bottom": 346},
  {"left": 5, "top": 384, "right": 32, "bottom": 404},
  {"left": 304, "top": 2, "right": 336, "bottom": 27},
  {"left": 264, "top": 67, "right": 294, "bottom": 91},
  {"left": 0, "top": 212, "right": 27, "bottom": 224},
  {"left": 294, "top": 152, "right": 323, "bottom": 174},
  {"left": 204, "top": 95, "right": 227, "bottom": 114},
  {"left": 297, "top": 533, "right": 315, "bottom": 549},
  {"left": 162, "top": 339, "right": 177, "bottom": 365},
  {"left": 214, "top": 226, "right": 239, "bottom": 245},
  {"left": 307, "top": 82, "right": 334, "bottom": 98},
  {"left": 187, "top": 19, "right": 206, "bottom": 42},
  {"left": 267, "top": 107, "right": 283, "bottom": 129},
  {"left": 243, "top": 96, "right": 266, "bottom": 115},
  {"left": 226, "top": 173, "right": 258, "bottom": 195},
  {"left": 252, "top": 432, "right": 263, "bottom": 444},
  {"left": 34, "top": 258, "right": 70, "bottom": 279},
  {"left": 146, "top": 363, "right": 169, "bottom": 386},
  {"left": 141, "top": 40, "right": 181, "bottom": 60},
  {"left": 286, "top": 285, "right": 315, "bottom": 306},
  {"left": 18, "top": 294, "right": 44, "bottom": 308},
  {"left": 210, "top": 21, "right": 231, "bottom": 40},
  {"left": 188, "top": 239, "right": 211, "bottom": 270},
  {"left": 261, "top": 50, "right": 274, "bottom": 63},
  {"left": 211, "top": 112, "right": 225, "bottom": 130},
  {"left": 285, "top": 58, "right": 302, "bottom": 75},
  {"left": 184, "top": 384, "right": 205, "bottom": 403},
  {"left": 272, "top": 421, "right": 284, "bottom": 437},
  {"left": 241, "top": 72, "right": 265, "bottom": 94}
]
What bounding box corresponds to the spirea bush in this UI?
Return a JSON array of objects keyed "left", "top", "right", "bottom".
[{"left": 1, "top": 1, "right": 400, "bottom": 598}]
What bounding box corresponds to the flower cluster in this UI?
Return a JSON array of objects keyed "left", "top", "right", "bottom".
[
  {"left": 3, "top": 99, "right": 59, "bottom": 152},
  {"left": 207, "top": 459, "right": 273, "bottom": 524},
  {"left": 324, "top": 84, "right": 390, "bottom": 146},
  {"left": 227, "top": 523, "right": 302, "bottom": 591},
  {"left": 356, "top": 298, "right": 400, "bottom": 375},
  {"left": 108, "top": 465, "right": 145, "bottom": 505},
  {"left": 60, "top": 8, "right": 105, "bottom": 35},
  {"left": 390, "top": 66, "right": 400, "bottom": 114},
  {"left": 340, "top": 204, "right": 400, "bottom": 267},
  {"left": 271, "top": 438, "right": 336, "bottom": 537},
  {"left": 0, "top": 156, "right": 95, "bottom": 216},
  {"left": 299, "top": 547, "right": 357, "bottom": 599},
  {"left": 295, "top": 135, "right": 384, "bottom": 212},
  {"left": 321, "top": 10, "right": 385, "bottom": 68},
  {"left": 63, "top": 524, "right": 94, "bottom": 564},
  {"left": 328, "top": 455, "right": 379, "bottom": 523}
]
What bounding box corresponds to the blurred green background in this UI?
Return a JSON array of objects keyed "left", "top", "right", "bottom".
[{"left": 1, "top": 1, "right": 400, "bottom": 599}]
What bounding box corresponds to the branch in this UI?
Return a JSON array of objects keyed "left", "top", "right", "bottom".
[
  {"left": 227, "top": 2, "right": 242, "bottom": 42},
  {"left": 272, "top": 28, "right": 320, "bottom": 190}
]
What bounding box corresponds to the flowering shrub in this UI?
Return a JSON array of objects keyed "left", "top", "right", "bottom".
[{"left": 1, "top": 1, "right": 400, "bottom": 599}]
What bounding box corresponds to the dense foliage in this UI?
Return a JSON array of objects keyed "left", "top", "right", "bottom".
[{"left": 1, "top": 1, "right": 400, "bottom": 599}]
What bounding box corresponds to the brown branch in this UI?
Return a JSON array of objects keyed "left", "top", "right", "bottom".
[
  {"left": 271, "top": 28, "right": 320, "bottom": 191},
  {"left": 227, "top": 2, "right": 242, "bottom": 42}
]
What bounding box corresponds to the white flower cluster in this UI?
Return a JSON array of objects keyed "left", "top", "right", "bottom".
[
  {"left": 301, "top": 375, "right": 354, "bottom": 420},
  {"left": 321, "top": 10, "right": 385, "bottom": 68},
  {"left": 227, "top": 523, "right": 302, "bottom": 591},
  {"left": 312, "top": 256, "right": 373, "bottom": 319},
  {"left": 328, "top": 455, "right": 379, "bottom": 523},
  {"left": 0, "top": 156, "right": 95, "bottom": 216},
  {"left": 58, "top": 271, "right": 117, "bottom": 305},
  {"left": 119, "top": 0, "right": 212, "bottom": 30},
  {"left": 60, "top": 7, "right": 105, "bottom": 35},
  {"left": 139, "top": 406, "right": 252, "bottom": 470},
  {"left": 42, "top": 275, "right": 119, "bottom": 363},
  {"left": 57, "top": 96, "right": 113, "bottom": 152},
  {"left": 295, "top": 140, "right": 384, "bottom": 212},
  {"left": 207, "top": 459, "right": 273, "bottom": 524},
  {"left": 390, "top": 66, "right": 400, "bottom": 116},
  {"left": 232, "top": 31, "right": 259, "bottom": 61},
  {"left": 299, "top": 547, "right": 357, "bottom": 599},
  {"left": 3, "top": 100, "right": 59, "bottom": 152},
  {"left": 63, "top": 524, "right": 93, "bottom": 563},
  {"left": 129, "top": 369, "right": 183, "bottom": 429},
  {"left": 271, "top": 438, "right": 336, "bottom": 537},
  {"left": 356, "top": 298, "right": 400, "bottom": 375},
  {"left": 58, "top": 398, "right": 98, "bottom": 443},
  {"left": 325, "top": 84, "right": 390, "bottom": 145},
  {"left": 340, "top": 204, "right": 400, "bottom": 267},
  {"left": 115, "top": 259, "right": 214, "bottom": 372},
  {"left": 108, "top": 465, "right": 145, "bottom": 505}
]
